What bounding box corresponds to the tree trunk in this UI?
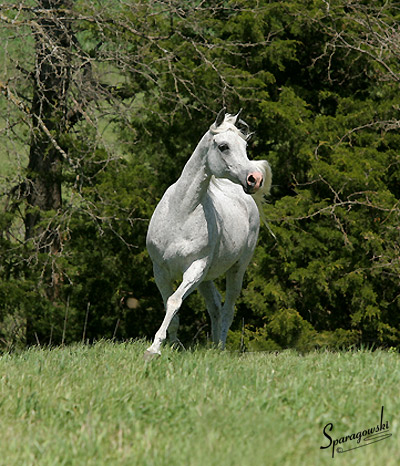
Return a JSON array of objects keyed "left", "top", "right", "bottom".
[
  {"left": 24, "top": 0, "right": 73, "bottom": 342},
  {"left": 25, "top": 0, "right": 73, "bottom": 251}
]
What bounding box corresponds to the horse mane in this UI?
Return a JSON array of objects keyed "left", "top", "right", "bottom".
[{"left": 250, "top": 160, "right": 275, "bottom": 238}]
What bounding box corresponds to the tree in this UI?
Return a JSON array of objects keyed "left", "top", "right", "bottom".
[
  {"left": 1, "top": 0, "right": 280, "bottom": 346},
  {"left": 0, "top": 0, "right": 399, "bottom": 350},
  {"left": 233, "top": 0, "right": 400, "bottom": 350}
]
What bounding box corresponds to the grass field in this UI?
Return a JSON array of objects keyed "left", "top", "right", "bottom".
[{"left": 0, "top": 341, "right": 399, "bottom": 466}]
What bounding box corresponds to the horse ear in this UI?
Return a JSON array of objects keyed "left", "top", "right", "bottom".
[
  {"left": 234, "top": 109, "right": 243, "bottom": 127},
  {"left": 215, "top": 107, "right": 226, "bottom": 127},
  {"left": 234, "top": 108, "right": 250, "bottom": 138}
]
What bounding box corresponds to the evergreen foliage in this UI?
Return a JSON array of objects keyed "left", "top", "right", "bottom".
[{"left": 0, "top": 0, "right": 399, "bottom": 350}]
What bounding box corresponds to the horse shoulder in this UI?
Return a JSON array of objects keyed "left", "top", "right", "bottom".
[{"left": 147, "top": 186, "right": 215, "bottom": 276}]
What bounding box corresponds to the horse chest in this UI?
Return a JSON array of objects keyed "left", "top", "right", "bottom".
[{"left": 208, "top": 193, "right": 257, "bottom": 269}]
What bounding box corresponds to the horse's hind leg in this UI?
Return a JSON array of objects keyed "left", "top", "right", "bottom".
[
  {"left": 198, "top": 281, "right": 222, "bottom": 345},
  {"left": 145, "top": 258, "right": 208, "bottom": 357}
]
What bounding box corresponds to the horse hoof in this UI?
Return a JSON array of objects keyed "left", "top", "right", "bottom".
[
  {"left": 143, "top": 350, "right": 160, "bottom": 361},
  {"left": 171, "top": 339, "right": 186, "bottom": 351}
]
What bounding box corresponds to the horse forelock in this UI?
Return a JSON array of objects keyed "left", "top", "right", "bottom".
[{"left": 209, "top": 113, "right": 250, "bottom": 141}]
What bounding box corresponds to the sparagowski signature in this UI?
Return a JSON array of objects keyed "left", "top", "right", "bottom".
[{"left": 320, "top": 406, "right": 392, "bottom": 458}]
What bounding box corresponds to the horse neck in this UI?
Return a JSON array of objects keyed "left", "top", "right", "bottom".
[{"left": 172, "top": 133, "right": 212, "bottom": 214}]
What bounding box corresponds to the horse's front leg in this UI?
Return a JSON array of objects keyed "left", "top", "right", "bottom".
[
  {"left": 152, "top": 263, "right": 181, "bottom": 343},
  {"left": 198, "top": 281, "right": 222, "bottom": 345},
  {"left": 145, "top": 258, "right": 209, "bottom": 358},
  {"left": 219, "top": 262, "right": 247, "bottom": 348}
]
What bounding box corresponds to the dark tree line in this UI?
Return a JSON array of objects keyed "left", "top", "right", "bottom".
[{"left": 0, "top": 0, "right": 399, "bottom": 351}]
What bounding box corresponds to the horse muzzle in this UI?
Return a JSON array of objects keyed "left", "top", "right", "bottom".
[{"left": 245, "top": 171, "right": 263, "bottom": 194}]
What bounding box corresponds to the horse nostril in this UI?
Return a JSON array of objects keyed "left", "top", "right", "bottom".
[
  {"left": 247, "top": 175, "right": 256, "bottom": 186},
  {"left": 246, "top": 172, "right": 263, "bottom": 193}
]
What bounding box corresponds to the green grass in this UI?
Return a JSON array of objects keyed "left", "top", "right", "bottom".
[{"left": 0, "top": 341, "right": 399, "bottom": 465}]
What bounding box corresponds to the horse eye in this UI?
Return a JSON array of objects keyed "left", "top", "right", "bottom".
[{"left": 218, "top": 143, "right": 229, "bottom": 152}]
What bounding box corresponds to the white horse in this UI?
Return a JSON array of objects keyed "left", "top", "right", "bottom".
[{"left": 145, "top": 108, "right": 271, "bottom": 358}]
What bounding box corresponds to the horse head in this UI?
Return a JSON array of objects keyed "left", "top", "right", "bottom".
[{"left": 207, "top": 108, "right": 270, "bottom": 195}]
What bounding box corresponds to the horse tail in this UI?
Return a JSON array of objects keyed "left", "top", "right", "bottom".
[{"left": 251, "top": 160, "right": 276, "bottom": 239}]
